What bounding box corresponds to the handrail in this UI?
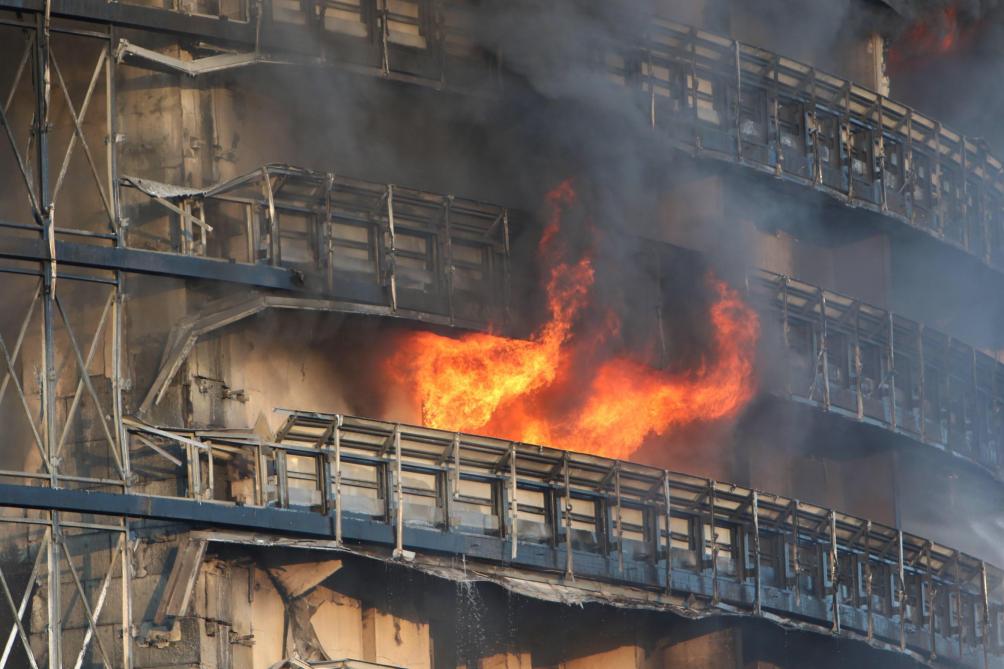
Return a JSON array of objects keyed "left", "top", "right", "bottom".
[
  {"left": 125, "top": 413, "right": 1004, "bottom": 668},
  {"left": 749, "top": 268, "right": 1004, "bottom": 479}
]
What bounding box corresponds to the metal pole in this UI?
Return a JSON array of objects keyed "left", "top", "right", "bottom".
[
  {"left": 898, "top": 529, "right": 906, "bottom": 651},
  {"left": 393, "top": 425, "right": 403, "bottom": 558},
  {"left": 614, "top": 464, "right": 623, "bottom": 575},
  {"left": 509, "top": 443, "right": 517, "bottom": 560},
  {"left": 563, "top": 452, "right": 573, "bottom": 579},
  {"left": 829, "top": 510, "right": 840, "bottom": 632},
  {"left": 334, "top": 415, "right": 343, "bottom": 546},
  {"left": 752, "top": 490, "right": 762, "bottom": 616},
  {"left": 663, "top": 471, "right": 672, "bottom": 594}
]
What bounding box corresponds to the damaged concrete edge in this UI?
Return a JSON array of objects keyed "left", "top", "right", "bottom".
[{"left": 192, "top": 530, "right": 937, "bottom": 668}]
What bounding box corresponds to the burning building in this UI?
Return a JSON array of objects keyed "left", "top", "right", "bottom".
[{"left": 1, "top": 0, "right": 1004, "bottom": 667}]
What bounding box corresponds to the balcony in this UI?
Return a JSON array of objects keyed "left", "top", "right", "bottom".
[{"left": 111, "top": 411, "right": 1004, "bottom": 669}]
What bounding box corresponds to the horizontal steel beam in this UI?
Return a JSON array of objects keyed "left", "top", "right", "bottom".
[{"left": 0, "top": 234, "right": 297, "bottom": 289}]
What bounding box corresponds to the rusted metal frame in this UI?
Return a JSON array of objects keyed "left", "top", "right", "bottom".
[
  {"left": 106, "top": 27, "right": 122, "bottom": 248},
  {"left": 385, "top": 184, "right": 398, "bottom": 311},
  {"left": 819, "top": 289, "right": 831, "bottom": 409},
  {"left": 509, "top": 442, "right": 518, "bottom": 560},
  {"left": 876, "top": 98, "right": 888, "bottom": 213},
  {"left": 862, "top": 520, "right": 874, "bottom": 640},
  {"left": 934, "top": 123, "right": 945, "bottom": 235},
  {"left": 807, "top": 68, "right": 822, "bottom": 185},
  {"left": 64, "top": 533, "right": 122, "bottom": 669},
  {"left": 792, "top": 500, "right": 801, "bottom": 606},
  {"left": 324, "top": 173, "right": 334, "bottom": 290},
  {"left": 0, "top": 35, "right": 42, "bottom": 222},
  {"left": 961, "top": 138, "right": 971, "bottom": 251},
  {"left": 898, "top": 529, "right": 907, "bottom": 650},
  {"left": 0, "top": 527, "right": 47, "bottom": 669},
  {"left": 54, "top": 289, "right": 113, "bottom": 459},
  {"left": 752, "top": 490, "right": 762, "bottom": 615},
  {"left": 392, "top": 424, "right": 404, "bottom": 558},
  {"left": 0, "top": 554, "right": 42, "bottom": 669},
  {"left": 829, "top": 510, "right": 841, "bottom": 632},
  {"left": 333, "top": 415, "right": 343, "bottom": 545},
  {"left": 685, "top": 27, "right": 701, "bottom": 152},
  {"left": 379, "top": 0, "right": 390, "bottom": 76},
  {"left": 119, "top": 516, "right": 133, "bottom": 669},
  {"left": 54, "top": 295, "right": 125, "bottom": 479},
  {"left": 918, "top": 323, "right": 927, "bottom": 442},
  {"left": 770, "top": 56, "right": 781, "bottom": 174},
  {"left": 134, "top": 433, "right": 182, "bottom": 467},
  {"left": 887, "top": 311, "right": 898, "bottom": 430},
  {"left": 733, "top": 40, "right": 742, "bottom": 161},
  {"left": 442, "top": 195, "right": 455, "bottom": 325},
  {"left": 663, "top": 470, "right": 672, "bottom": 593},
  {"left": 853, "top": 303, "right": 864, "bottom": 419},
  {"left": 50, "top": 47, "right": 115, "bottom": 229},
  {"left": 0, "top": 320, "right": 50, "bottom": 473},
  {"left": 925, "top": 542, "right": 936, "bottom": 659},
  {"left": 707, "top": 480, "right": 719, "bottom": 604},
  {"left": 981, "top": 561, "right": 991, "bottom": 669},
  {"left": 954, "top": 552, "right": 965, "bottom": 657},
  {"left": 781, "top": 275, "right": 792, "bottom": 395},
  {"left": 0, "top": 283, "right": 40, "bottom": 414},
  {"left": 260, "top": 167, "right": 278, "bottom": 264},
  {"left": 614, "top": 463, "right": 624, "bottom": 574}
]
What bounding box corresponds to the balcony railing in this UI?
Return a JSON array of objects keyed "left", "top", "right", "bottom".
[
  {"left": 126, "top": 411, "right": 1004, "bottom": 669},
  {"left": 749, "top": 269, "right": 1004, "bottom": 479},
  {"left": 120, "top": 164, "right": 511, "bottom": 330}
]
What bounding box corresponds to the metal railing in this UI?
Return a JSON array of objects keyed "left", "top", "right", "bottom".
[
  {"left": 749, "top": 269, "right": 1004, "bottom": 479},
  {"left": 127, "top": 411, "right": 1004, "bottom": 668},
  {"left": 120, "top": 164, "right": 512, "bottom": 330}
]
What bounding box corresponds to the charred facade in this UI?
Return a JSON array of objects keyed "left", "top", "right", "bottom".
[{"left": 0, "top": 1, "right": 1002, "bottom": 668}]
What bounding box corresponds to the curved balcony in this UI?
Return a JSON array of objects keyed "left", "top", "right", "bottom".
[
  {"left": 86, "top": 0, "right": 1004, "bottom": 276},
  {"left": 108, "top": 412, "right": 1004, "bottom": 668},
  {"left": 120, "top": 164, "right": 512, "bottom": 331},
  {"left": 748, "top": 269, "right": 1004, "bottom": 480},
  {"left": 613, "top": 18, "right": 1004, "bottom": 273}
]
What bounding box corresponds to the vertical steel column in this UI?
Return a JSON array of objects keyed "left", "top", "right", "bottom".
[
  {"left": 708, "top": 480, "right": 719, "bottom": 605},
  {"left": 898, "top": 529, "right": 907, "bottom": 651},
  {"left": 981, "top": 561, "right": 991, "bottom": 669},
  {"left": 119, "top": 526, "right": 134, "bottom": 669},
  {"left": 443, "top": 195, "right": 455, "bottom": 325},
  {"left": 752, "top": 490, "right": 762, "bottom": 616},
  {"left": 34, "top": 10, "right": 63, "bottom": 668},
  {"left": 782, "top": 276, "right": 791, "bottom": 396},
  {"left": 733, "top": 40, "right": 742, "bottom": 161},
  {"left": 792, "top": 501, "right": 801, "bottom": 607},
  {"left": 393, "top": 425, "right": 403, "bottom": 558},
  {"left": 334, "top": 415, "right": 343, "bottom": 545},
  {"left": 819, "top": 290, "right": 831, "bottom": 410},
  {"left": 829, "top": 510, "right": 840, "bottom": 632},
  {"left": 563, "top": 452, "right": 573, "bottom": 579},
  {"left": 864, "top": 520, "right": 874, "bottom": 641},
  {"left": 614, "top": 464, "right": 623, "bottom": 574},
  {"left": 386, "top": 184, "right": 398, "bottom": 311},
  {"left": 663, "top": 470, "right": 672, "bottom": 594},
  {"left": 509, "top": 443, "right": 517, "bottom": 560}
]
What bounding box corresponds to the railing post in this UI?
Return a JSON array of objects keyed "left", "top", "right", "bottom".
[
  {"left": 663, "top": 470, "right": 672, "bottom": 594},
  {"left": 752, "top": 490, "right": 762, "bottom": 616},
  {"left": 334, "top": 415, "right": 343, "bottom": 545},
  {"left": 563, "top": 452, "right": 573, "bottom": 579},
  {"left": 393, "top": 425, "right": 404, "bottom": 559},
  {"left": 829, "top": 510, "right": 841, "bottom": 633},
  {"left": 509, "top": 443, "right": 518, "bottom": 560}
]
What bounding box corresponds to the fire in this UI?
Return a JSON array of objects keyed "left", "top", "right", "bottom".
[
  {"left": 888, "top": 4, "right": 976, "bottom": 71},
  {"left": 387, "top": 181, "right": 759, "bottom": 461}
]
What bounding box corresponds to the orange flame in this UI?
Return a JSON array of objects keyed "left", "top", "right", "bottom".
[{"left": 387, "top": 181, "right": 760, "bottom": 461}]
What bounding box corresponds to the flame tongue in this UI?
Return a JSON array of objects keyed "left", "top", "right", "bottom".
[{"left": 388, "top": 181, "right": 760, "bottom": 461}]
